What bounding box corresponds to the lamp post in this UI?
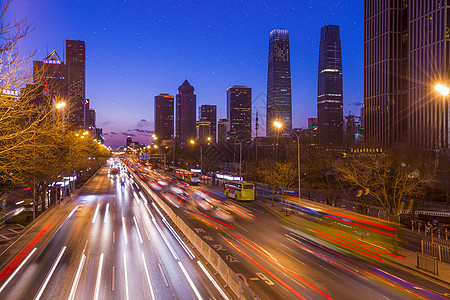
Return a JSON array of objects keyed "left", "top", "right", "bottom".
[
  {"left": 190, "top": 137, "right": 211, "bottom": 174},
  {"left": 274, "top": 121, "right": 301, "bottom": 203},
  {"left": 433, "top": 83, "right": 449, "bottom": 176}
]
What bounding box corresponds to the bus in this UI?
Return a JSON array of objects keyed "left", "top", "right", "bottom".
[
  {"left": 175, "top": 169, "right": 200, "bottom": 185},
  {"left": 224, "top": 181, "right": 255, "bottom": 201}
]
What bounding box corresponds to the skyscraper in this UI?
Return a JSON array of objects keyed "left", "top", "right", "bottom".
[
  {"left": 66, "top": 40, "right": 86, "bottom": 129},
  {"left": 33, "top": 50, "right": 68, "bottom": 103},
  {"left": 176, "top": 80, "right": 196, "bottom": 141},
  {"left": 218, "top": 119, "right": 228, "bottom": 142},
  {"left": 200, "top": 105, "right": 217, "bottom": 142},
  {"left": 155, "top": 93, "right": 174, "bottom": 141},
  {"left": 317, "top": 25, "right": 343, "bottom": 145},
  {"left": 266, "top": 29, "right": 292, "bottom": 137},
  {"left": 364, "top": 2, "right": 408, "bottom": 148},
  {"left": 196, "top": 120, "right": 211, "bottom": 143},
  {"left": 365, "top": 1, "right": 449, "bottom": 151},
  {"left": 227, "top": 86, "right": 252, "bottom": 140}
]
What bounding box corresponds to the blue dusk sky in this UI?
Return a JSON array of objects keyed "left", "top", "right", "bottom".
[{"left": 8, "top": 0, "right": 363, "bottom": 147}]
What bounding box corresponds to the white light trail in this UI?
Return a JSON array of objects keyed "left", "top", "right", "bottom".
[
  {"left": 151, "top": 202, "right": 165, "bottom": 220},
  {"left": 151, "top": 219, "right": 179, "bottom": 260},
  {"left": 68, "top": 253, "right": 86, "bottom": 300},
  {"left": 141, "top": 252, "right": 156, "bottom": 300},
  {"left": 93, "top": 253, "right": 104, "bottom": 300},
  {"left": 133, "top": 216, "right": 143, "bottom": 244},
  {"left": 67, "top": 205, "right": 79, "bottom": 220},
  {"left": 104, "top": 203, "right": 109, "bottom": 224},
  {"left": 144, "top": 203, "right": 155, "bottom": 221},
  {"left": 162, "top": 219, "right": 195, "bottom": 260},
  {"left": 178, "top": 261, "right": 203, "bottom": 300},
  {"left": 0, "top": 248, "right": 37, "bottom": 293},
  {"left": 92, "top": 203, "right": 100, "bottom": 224},
  {"left": 197, "top": 261, "right": 229, "bottom": 300},
  {"left": 122, "top": 216, "right": 128, "bottom": 245},
  {"left": 35, "top": 246, "right": 67, "bottom": 300},
  {"left": 123, "top": 253, "right": 129, "bottom": 300}
]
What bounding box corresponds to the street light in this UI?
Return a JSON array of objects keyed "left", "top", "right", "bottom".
[
  {"left": 434, "top": 83, "right": 449, "bottom": 96},
  {"left": 190, "top": 137, "right": 211, "bottom": 174},
  {"left": 274, "top": 121, "right": 301, "bottom": 204},
  {"left": 55, "top": 101, "right": 66, "bottom": 110}
]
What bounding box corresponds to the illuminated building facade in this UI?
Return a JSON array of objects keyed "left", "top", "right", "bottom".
[
  {"left": 176, "top": 80, "right": 196, "bottom": 141},
  {"left": 227, "top": 86, "right": 252, "bottom": 140},
  {"left": 317, "top": 25, "right": 343, "bottom": 146},
  {"left": 266, "top": 29, "right": 292, "bottom": 137},
  {"left": 155, "top": 93, "right": 174, "bottom": 140},
  {"left": 66, "top": 40, "right": 86, "bottom": 129}
]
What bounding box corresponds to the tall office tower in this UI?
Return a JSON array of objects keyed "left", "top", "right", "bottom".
[
  {"left": 227, "top": 86, "right": 252, "bottom": 140},
  {"left": 365, "top": 0, "right": 450, "bottom": 151},
  {"left": 408, "top": 1, "right": 449, "bottom": 150},
  {"left": 155, "top": 93, "right": 174, "bottom": 141},
  {"left": 200, "top": 105, "right": 217, "bottom": 142},
  {"left": 364, "top": 2, "right": 408, "bottom": 148},
  {"left": 88, "top": 108, "right": 96, "bottom": 129},
  {"left": 218, "top": 119, "right": 228, "bottom": 142},
  {"left": 32, "top": 50, "right": 68, "bottom": 105},
  {"left": 266, "top": 29, "right": 292, "bottom": 137},
  {"left": 66, "top": 40, "right": 86, "bottom": 129},
  {"left": 176, "top": 80, "right": 196, "bottom": 141},
  {"left": 196, "top": 120, "right": 211, "bottom": 143},
  {"left": 317, "top": 25, "right": 344, "bottom": 146}
]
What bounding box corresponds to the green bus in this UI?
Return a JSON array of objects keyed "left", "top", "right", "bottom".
[{"left": 224, "top": 181, "right": 255, "bottom": 201}]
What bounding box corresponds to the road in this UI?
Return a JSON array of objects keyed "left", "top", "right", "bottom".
[
  {"left": 131, "top": 164, "right": 450, "bottom": 300},
  {"left": 0, "top": 164, "right": 226, "bottom": 300}
]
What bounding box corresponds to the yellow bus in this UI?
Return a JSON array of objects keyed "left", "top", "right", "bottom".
[{"left": 224, "top": 181, "right": 255, "bottom": 201}]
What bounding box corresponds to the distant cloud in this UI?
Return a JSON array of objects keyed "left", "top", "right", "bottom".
[
  {"left": 122, "top": 133, "right": 135, "bottom": 136},
  {"left": 351, "top": 102, "right": 363, "bottom": 106},
  {"left": 134, "top": 128, "right": 153, "bottom": 134},
  {"left": 110, "top": 132, "right": 117, "bottom": 135},
  {"left": 103, "top": 133, "right": 109, "bottom": 136},
  {"left": 136, "top": 119, "right": 153, "bottom": 129}
]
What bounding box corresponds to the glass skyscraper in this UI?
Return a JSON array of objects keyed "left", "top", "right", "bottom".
[
  {"left": 176, "top": 80, "right": 196, "bottom": 142},
  {"left": 66, "top": 40, "right": 86, "bottom": 129},
  {"left": 227, "top": 86, "right": 252, "bottom": 140},
  {"left": 266, "top": 29, "right": 292, "bottom": 137},
  {"left": 155, "top": 93, "right": 174, "bottom": 141},
  {"left": 317, "top": 25, "right": 343, "bottom": 145}
]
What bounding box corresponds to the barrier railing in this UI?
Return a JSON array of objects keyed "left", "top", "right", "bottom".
[
  {"left": 417, "top": 252, "right": 439, "bottom": 275},
  {"left": 422, "top": 240, "right": 450, "bottom": 263},
  {"left": 129, "top": 168, "right": 260, "bottom": 300}
]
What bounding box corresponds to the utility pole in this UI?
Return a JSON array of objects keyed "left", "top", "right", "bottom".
[{"left": 255, "top": 111, "right": 259, "bottom": 162}]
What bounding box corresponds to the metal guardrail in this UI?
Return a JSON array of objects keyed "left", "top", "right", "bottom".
[
  {"left": 129, "top": 168, "right": 260, "bottom": 300},
  {"left": 422, "top": 240, "right": 450, "bottom": 263},
  {"left": 417, "top": 252, "right": 439, "bottom": 275}
]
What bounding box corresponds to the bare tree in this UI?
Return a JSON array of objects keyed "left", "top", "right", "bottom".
[{"left": 336, "top": 150, "right": 433, "bottom": 223}]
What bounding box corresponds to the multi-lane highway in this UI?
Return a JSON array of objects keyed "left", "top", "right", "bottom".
[
  {"left": 130, "top": 161, "right": 450, "bottom": 300},
  {"left": 0, "top": 163, "right": 227, "bottom": 300},
  {"left": 1, "top": 158, "right": 450, "bottom": 300}
]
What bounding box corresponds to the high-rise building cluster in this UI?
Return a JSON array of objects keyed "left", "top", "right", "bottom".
[{"left": 25, "top": 40, "right": 104, "bottom": 143}]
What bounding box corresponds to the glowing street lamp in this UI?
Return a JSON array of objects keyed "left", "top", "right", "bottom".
[
  {"left": 434, "top": 83, "right": 450, "bottom": 97},
  {"left": 274, "top": 121, "right": 301, "bottom": 203},
  {"left": 55, "top": 101, "right": 66, "bottom": 109}
]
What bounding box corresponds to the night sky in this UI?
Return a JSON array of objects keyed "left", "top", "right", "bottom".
[{"left": 8, "top": 0, "right": 363, "bottom": 147}]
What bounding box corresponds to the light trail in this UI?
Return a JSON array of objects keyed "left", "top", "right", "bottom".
[
  {"left": 92, "top": 203, "right": 100, "bottom": 224},
  {"left": 141, "top": 252, "right": 156, "bottom": 300},
  {"left": 93, "top": 253, "right": 104, "bottom": 300},
  {"left": 122, "top": 216, "right": 128, "bottom": 245},
  {"left": 35, "top": 246, "right": 67, "bottom": 300},
  {"left": 178, "top": 261, "right": 203, "bottom": 300},
  {"left": 68, "top": 253, "right": 86, "bottom": 300},
  {"left": 133, "top": 216, "right": 144, "bottom": 244},
  {"left": 162, "top": 219, "right": 195, "bottom": 259},
  {"left": 123, "top": 253, "right": 129, "bottom": 300},
  {"left": 197, "top": 261, "right": 229, "bottom": 300},
  {"left": 104, "top": 203, "right": 109, "bottom": 224},
  {"left": 151, "top": 219, "right": 179, "bottom": 260},
  {"left": 0, "top": 248, "right": 37, "bottom": 293}
]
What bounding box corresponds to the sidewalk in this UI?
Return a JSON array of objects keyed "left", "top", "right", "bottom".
[{"left": 259, "top": 199, "right": 450, "bottom": 287}]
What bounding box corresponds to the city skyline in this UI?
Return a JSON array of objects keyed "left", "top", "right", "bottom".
[{"left": 7, "top": 1, "right": 364, "bottom": 147}]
